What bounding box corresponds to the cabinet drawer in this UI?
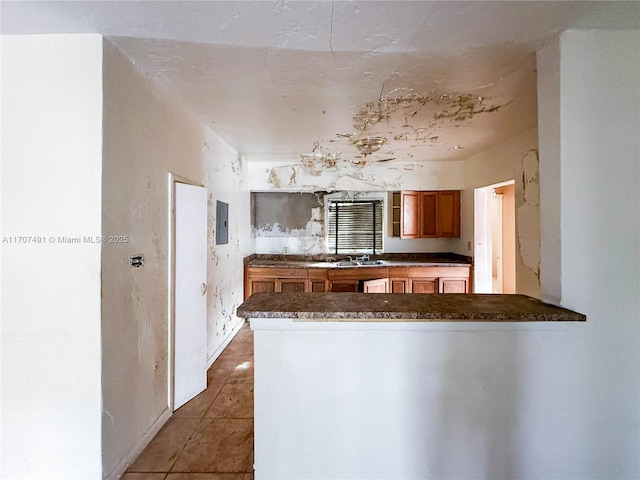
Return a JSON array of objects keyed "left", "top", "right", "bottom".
[
  {"left": 272, "top": 268, "right": 308, "bottom": 278},
  {"left": 388, "top": 267, "right": 409, "bottom": 277},
  {"left": 408, "top": 266, "right": 469, "bottom": 278},
  {"left": 328, "top": 267, "right": 388, "bottom": 280}
]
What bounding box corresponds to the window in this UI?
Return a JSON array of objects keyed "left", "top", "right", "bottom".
[{"left": 326, "top": 199, "right": 383, "bottom": 254}]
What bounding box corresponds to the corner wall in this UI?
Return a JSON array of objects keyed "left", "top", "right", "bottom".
[
  {"left": 538, "top": 29, "right": 639, "bottom": 477},
  {"left": 1, "top": 34, "right": 103, "bottom": 479},
  {"left": 101, "top": 40, "right": 251, "bottom": 479}
]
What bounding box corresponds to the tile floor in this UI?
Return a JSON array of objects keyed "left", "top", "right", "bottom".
[{"left": 122, "top": 323, "right": 254, "bottom": 480}]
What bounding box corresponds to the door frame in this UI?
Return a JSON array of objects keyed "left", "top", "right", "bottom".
[
  {"left": 167, "top": 173, "right": 206, "bottom": 411},
  {"left": 474, "top": 179, "right": 515, "bottom": 294}
]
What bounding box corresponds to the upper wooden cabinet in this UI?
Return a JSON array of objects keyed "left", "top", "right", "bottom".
[
  {"left": 437, "top": 190, "right": 461, "bottom": 237},
  {"left": 401, "top": 190, "right": 460, "bottom": 239},
  {"left": 400, "top": 191, "right": 421, "bottom": 238}
]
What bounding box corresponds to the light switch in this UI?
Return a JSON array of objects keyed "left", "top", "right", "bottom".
[{"left": 130, "top": 254, "right": 144, "bottom": 267}]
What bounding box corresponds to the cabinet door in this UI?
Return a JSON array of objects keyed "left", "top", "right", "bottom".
[
  {"left": 330, "top": 280, "right": 359, "bottom": 292},
  {"left": 401, "top": 191, "right": 420, "bottom": 239},
  {"left": 249, "top": 279, "right": 277, "bottom": 295},
  {"left": 277, "top": 278, "right": 308, "bottom": 293},
  {"left": 439, "top": 277, "right": 468, "bottom": 293},
  {"left": 390, "top": 279, "right": 407, "bottom": 293},
  {"left": 363, "top": 278, "right": 388, "bottom": 293},
  {"left": 420, "top": 191, "right": 438, "bottom": 237},
  {"left": 309, "top": 269, "right": 328, "bottom": 292},
  {"left": 409, "top": 278, "right": 439, "bottom": 294},
  {"left": 438, "top": 190, "right": 460, "bottom": 237},
  {"left": 310, "top": 280, "right": 328, "bottom": 292}
]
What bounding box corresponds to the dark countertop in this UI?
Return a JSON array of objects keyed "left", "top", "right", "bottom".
[
  {"left": 237, "top": 292, "right": 586, "bottom": 322},
  {"left": 244, "top": 252, "right": 472, "bottom": 269}
]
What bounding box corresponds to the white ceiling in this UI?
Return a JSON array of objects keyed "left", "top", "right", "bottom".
[{"left": 3, "top": 1, "right": 639, "bottom": 163}]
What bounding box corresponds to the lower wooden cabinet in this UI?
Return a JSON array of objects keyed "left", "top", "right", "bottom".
[
  {"left": 409, "top": 278, "right": 439, "bottom": 294},
  {"left": 439, "top": 277, "right": 469, "bottom": 293},
  {"left": 245, "top": 264, "right": 471, "bottom": 298},
  {"left": 277, "top": 278, "right": 308, "bottom": 293},
  {"left": 389, "top": 279, "right": 407, "bottom": 293},
  {"left": 244, "top": 267, "right": 311, "bottom": 298},
  {"left": 247, "top": 278, "right": 276, "bottom": 294},
  {"left": 309, "top": 270, "right": 329, "bottom": 292},
  {"left": 329, "top": 280, "right": 359, "bottom": 292},
  {"left": 363, "top": 278, "right": 389, "bottom": 293},
  {"left": 408, "top": 266, "right": 470, "bottom": 294}
]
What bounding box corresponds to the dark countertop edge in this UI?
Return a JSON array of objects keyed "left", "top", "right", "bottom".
[
  {"left": 237, "top": 311, "right": 585, "bottom": 322},
  {"left": 236, "top": 293, "right": 587, "bottom": 322},
  {"left": 243, "top": 252, "right": 473, "bottom": 268}
]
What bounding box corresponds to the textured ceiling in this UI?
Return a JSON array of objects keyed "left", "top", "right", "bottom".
[{"left": 3, "top": 1, "right": 639, "bottom": 163}]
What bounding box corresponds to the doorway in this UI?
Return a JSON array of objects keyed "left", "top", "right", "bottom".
[
  {"left": 168, "top": 174, "right": 208, "bottom": 410},
  {"left": 474, "top": 180, "right": 516, "bottom": 294}
]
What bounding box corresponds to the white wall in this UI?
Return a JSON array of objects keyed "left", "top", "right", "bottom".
[
  {"left": 101, "top": 41, "right": 251, "bottom": 479},
  {"left": 251, "top": 320, "right": 583, "bottom": 480},
  {"left": 457, "top": 128, "right": 540, "bottom": 297},
  {"left": 538, "top": 30, "right": 640, "bottom": 477},
  {"left": 1, "top": 34, "right": 103, "bottom": 479}
]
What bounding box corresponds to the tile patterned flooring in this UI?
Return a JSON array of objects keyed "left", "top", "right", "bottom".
[{"left": 122, "top": 324, "right": 254, "bottom": 480}]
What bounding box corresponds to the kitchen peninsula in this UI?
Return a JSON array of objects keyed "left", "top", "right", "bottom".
[{"left": 237, "top": 292, "right": 584, "bottom": 479}]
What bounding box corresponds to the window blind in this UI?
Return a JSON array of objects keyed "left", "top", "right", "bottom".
[{"left": 327, "top": 200, "right": 383, "bottom": 254}]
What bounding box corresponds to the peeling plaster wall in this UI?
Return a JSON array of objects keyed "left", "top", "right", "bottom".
[
  {"left": 456, "top": 127, "right": 540, "bottom": 297},
  {"left": 247, "top": 157, "right": 464, "bottom": 192},
  {"left": 102, "top": 40, "right": 251, "bottom": 479},
  {"left": 248, "top": 157, "right": 464, "bottom": 254},
  {"left": 252, "top": 192, "right": 326, "bottom": 254}
]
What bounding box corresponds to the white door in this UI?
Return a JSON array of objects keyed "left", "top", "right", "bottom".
[{"left": 174, "top": 182, "right": 208, "bottom": 409}]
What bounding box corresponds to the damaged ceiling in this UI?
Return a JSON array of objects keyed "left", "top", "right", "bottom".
[{"left": 3, "top": 1, "right": 639, "bottom": 163}]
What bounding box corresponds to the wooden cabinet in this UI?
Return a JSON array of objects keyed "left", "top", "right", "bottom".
[
  {"left": 277, "top": 278, "right": 308, "bottom": 293},
  {"left": 419, "top": 191, "right": 438, "bottom": 237},
  {"left": 363, "top": 278, "right": 389, "bottom": 293},
  {"left": 390, "top": 192, "right": 402, "bottom": 237},
  {"left": 407, "top": 266, "right": 470, "bottom": 294},
  {"left": 247, "top": 278, "right": 276, "bottom": 295},
  {"left": 245, "top": 267, "right": 320, "bottom": 298},
  {"left": 245, "top": 263, "right": 471, "bottom": 297},
  {"left": 437, "top": 191, "right": 461, "bottom": 237},
  {"left": 388, "top": 267, "right": 409, "bottom": 293},
  {"left": 330, "top": 280, "right": 360, "bottom": 292},
  {"left": 439, "top": 277, "right": 469, "bottom": 294},
  {"left": 400, "top": 191, "right": 421, "bottom": 238},
  {"left": 309, "top": 269, "right": 329, "bottom": 292},
  {"left": 328, "top": 267, "right": 388, "bottom": 293},
  {"left": 400, "top": 190, "right": 460, "bottom": 239},
  {"left": 409, "top": 278, "right": 439, "bottom": 293}
]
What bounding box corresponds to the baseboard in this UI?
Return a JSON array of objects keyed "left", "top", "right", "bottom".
[
  {"left": 207, "top": 318, "right": 246, "bottom": 369},
  {"left": 104, "top": 407, "right": 172, "bottom": 480}
]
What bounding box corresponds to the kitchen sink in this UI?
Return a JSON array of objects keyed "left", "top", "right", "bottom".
[{"left": 333, "top": 260, "right": 384, "bottom": 267}]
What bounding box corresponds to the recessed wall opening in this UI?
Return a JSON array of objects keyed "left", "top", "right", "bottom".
[{"left": 474, "top": 179, "right": 516, "bottom": 293}]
